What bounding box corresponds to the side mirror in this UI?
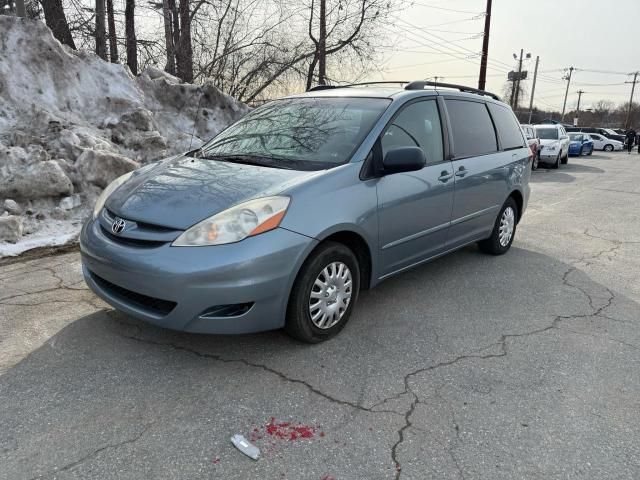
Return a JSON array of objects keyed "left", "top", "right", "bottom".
[{"left": 382, "top": 147, "right": 426, "bottom": 175}]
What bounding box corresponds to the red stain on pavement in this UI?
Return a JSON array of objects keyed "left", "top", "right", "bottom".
[
  {"left": 212, "top": 457, "right": 220, "bottom": 465},
  {"left": 259, "top": 417, "right": 321, "bottom": 442}
]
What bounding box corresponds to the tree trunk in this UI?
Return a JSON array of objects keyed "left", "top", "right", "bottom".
[
  {"left": 106, "top": 0, "right": 118, "bottom": 62},
  {"left": 306, "top": 53, "right": 318, "bottom": 91},
  {"left": 161, "top": 0, "right": 176, "bottom": 75},
  {"left": 95, "top": 0, "right": 107, "bottom": 60},
  {"left": 317, "top": 0, "right": 326, "bottom": 85},
  {"left": 125, "top": 0, "right": 137, "bottom": 75},
  {"left": 40, "top": 0, "right": 76, "bottom": 50},
  {"left": 15, "top": 0, "right": 26, "bottom": 17},
  {"left": 175, "top": 0, "right": 193, "bottom": 82},
  {"left": 169, "top": 0, "right": 180, "bottom": 63}
]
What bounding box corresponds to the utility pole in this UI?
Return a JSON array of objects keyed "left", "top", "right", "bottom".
[
  {"left": 528, "top": 56, "right": 539, "bottom": 124},
  {"left": 561, "top": 66, "right": 574, "bottom": 123},
  {"left": 575, "top": 90, "right": 585, "bottom": 126},
  {"left": 478, "top": 0, "right": 492, "bottom": 91},
  {"left": 512, "top": 49, "right": 524, "bottom": 110},
  {"left": 625, "top": 71, "right": 639, "bottom": 129}
]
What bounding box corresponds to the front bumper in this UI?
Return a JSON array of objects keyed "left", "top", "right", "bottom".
[
  {"left": 80, "top": 219, "right": 317, "bottom": 334},
  {"left": 539, "top": 148, "right": 559, "bottom": 161},
  {"left": 568, "top": 145, "right": 583, "bottom": 156}
]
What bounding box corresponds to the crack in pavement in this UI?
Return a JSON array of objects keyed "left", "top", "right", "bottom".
[
  {"left": 115, "top": 329, "right": 401, "bottom": 417},
  {"left": 27, "top": 423, "right": 152, "bottom": 480}
]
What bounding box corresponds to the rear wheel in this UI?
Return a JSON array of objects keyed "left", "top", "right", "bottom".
[
  {"left": 285, "top": 242, "right": 360, "bottom": 343},
  {"left": 604, "top": 144, "right": 614, "bottom": 152},
  {"left": 478, "top": 198, "right": 518, "bottom": 255}
]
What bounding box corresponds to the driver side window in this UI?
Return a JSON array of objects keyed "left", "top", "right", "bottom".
[{"left": 381, "top": 100, "right": 444, "bottom": 165}]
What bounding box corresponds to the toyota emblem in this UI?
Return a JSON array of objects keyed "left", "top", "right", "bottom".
[{"left": 111, "top": 217, "right": 126, "bottom": 234}]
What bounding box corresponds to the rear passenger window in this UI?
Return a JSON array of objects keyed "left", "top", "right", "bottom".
[
  {"left": 381, "top": 100, "right": 444, "bottom": 164},
  {"left": 487, "top": 103, "right": 526, "bottom": 150},
  {"left": 445, "top": 99, "right": 497, "bottom": 158}
]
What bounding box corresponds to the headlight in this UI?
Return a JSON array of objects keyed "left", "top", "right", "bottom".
[
  {"left": 172, "top": 196, "right": 290, "bottom": 246},
  {"left": 92, "top": 171, "right": 134, "bottom": 219}
]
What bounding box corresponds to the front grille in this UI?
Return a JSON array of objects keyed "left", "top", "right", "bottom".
[
  {"left": 100, "top": 226, "right": 167, "bottom": 248},
  {"left": 90, "top": 271, "right": 177, "bottom": 317}
]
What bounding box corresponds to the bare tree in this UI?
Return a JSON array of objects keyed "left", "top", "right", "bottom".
[
  {"left": 106, "top": 0, "right": 118, "bottom": 62},
  {"left": 95, "top": 0, "right": 107, "bottom": 59},
  {"left": 40, "top": 0, "right": 76, "bottom": 49},
  {"left": 305, "top": 0, "right": 393, "bottom": 90},
  {"left": 125, "top": 0, "right": 137, "bottom": 74}
]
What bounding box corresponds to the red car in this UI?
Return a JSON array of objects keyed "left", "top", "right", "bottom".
[{"left": 522, "top": 124, "right": 540, "bottom": 170}]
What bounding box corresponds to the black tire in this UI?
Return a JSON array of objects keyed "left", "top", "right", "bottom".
[
  {"left": 604, "top": 144, "right": 614, "bottom": 152},
  {"left": 579, "top": 146, "right": 585, "bottom": 156},
  {"left": 561, "top": 151, "right": 568, "bottom": 164},
  {"left": 285, "top": 242, "right": 360, "bottom": 343},
  {"left": 478, "top": 197, "right": 518, "bottom": 256},
  {"left": 587, "top": 146, "right": 593, "bottom": 156},
  {"left": 532, "top": 152, "right": 539, "bottom": 171},
  {"left": 551, "top": 152, "right": 560, "bottom": 169}
]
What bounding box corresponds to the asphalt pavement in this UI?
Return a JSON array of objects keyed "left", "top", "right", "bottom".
[{"left": 1, "top": 151, "right": 639, "bottom": 480}]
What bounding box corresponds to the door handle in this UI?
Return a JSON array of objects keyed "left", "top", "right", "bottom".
[
  {"left": 455, "top": 166, "right": 468, "bottom": 177},
  {"left": 438, "top": 171, "right": 454, "bottom": 182}
]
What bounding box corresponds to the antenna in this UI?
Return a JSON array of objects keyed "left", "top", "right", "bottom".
[{"left": 189, "top": 89, "right": 205, "bottom": 151}]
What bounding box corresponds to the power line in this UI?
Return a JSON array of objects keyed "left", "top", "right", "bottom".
[{"left": 409, "top": 2, "right": 484, "bottom": 14}]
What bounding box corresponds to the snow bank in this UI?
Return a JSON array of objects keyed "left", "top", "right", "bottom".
[{"left": 0, "top": 16, "right": 249, "bottom": 257}]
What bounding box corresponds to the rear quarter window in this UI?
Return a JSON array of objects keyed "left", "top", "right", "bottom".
[
  {"left": 445, "top": 99, "right": 497, "bottom": 158},
  {"left": 487, "top": 103, "right": 526, "bottom": 150}
]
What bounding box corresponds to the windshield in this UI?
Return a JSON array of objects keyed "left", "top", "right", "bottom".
[
  {"left": 200, "top": 97, "right": 391, "bottom": 169},
  {"left": 569, "top": 133, "right": 583, "bottom": 141},
  {"left": 537, "top": 128, "right": 559, "bottom": 140}
]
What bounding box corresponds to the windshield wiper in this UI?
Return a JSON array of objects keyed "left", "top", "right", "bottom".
[{"left": 199, "top": 154, "right": 295, "bottom": 170}]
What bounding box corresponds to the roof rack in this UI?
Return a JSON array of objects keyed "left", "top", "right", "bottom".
[
  {"left": 307, "top": 81, "right": 411, "bottom": 92},
  {"left": 404, "top": 80, "right": 501, "bottom": 101},
  {"left": 307, "top": 80, "right": 501, "bottom": 101}
]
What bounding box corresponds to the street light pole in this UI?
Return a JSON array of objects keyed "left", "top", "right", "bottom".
[
  {"left": 528, "top": 55, "right": 539, "bottom": 124},
  {"left": 576, "top": 90, "right": 585, "bottom": 126}
]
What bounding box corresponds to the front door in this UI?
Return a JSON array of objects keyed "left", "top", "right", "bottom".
[{"left": 376, "top": 99, "right": 455, "bottom": 278}]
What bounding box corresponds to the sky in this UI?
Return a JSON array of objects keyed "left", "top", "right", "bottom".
[{"left": 367, "top": 0, "right": 640, "bottom": 112}]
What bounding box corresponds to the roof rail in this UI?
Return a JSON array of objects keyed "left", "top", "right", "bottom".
[
  {"left": 307, "top": 81, "right": 411, "bottom": 92},
  {"left": 404, "top": 80, "right": 501, "bottom": 101}
]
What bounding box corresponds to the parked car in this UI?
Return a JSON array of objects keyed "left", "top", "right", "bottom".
[
  {"left": 80, "top": 81, "right": 531, "bottom": 343},
  {"left": 568, "top": 133, "right": 594, "bottom": 156},
  {"left": 588, "top": 133, "right": 623, "bottom": 151},
  {"left": 521, "top": 124, "right": 540, "bottom": 170},
  {"left": 566, "top": 126, "right": 626, "bottom": 144},
  {"left": 535, "top": 124, "right": 570, "bottom": 168}
]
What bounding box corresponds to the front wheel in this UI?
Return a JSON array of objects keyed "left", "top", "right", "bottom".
[
  {"left": 587, "top": 146, "right": 593, "bottom": 156},
  {"left": 532, "top": 152, "right": 539, "bottom": 170},
  {"left": 285, "top": 242, "right": 360, "bottom": 343},
  {"left": 478, "top": 198, "right": 518, "bottom": 255},
  {"left": 561, "top": 151, "right": 568, "bottom": 164},
  {"left": 551, "top": 152, "right": 560, "bottom": 169}
]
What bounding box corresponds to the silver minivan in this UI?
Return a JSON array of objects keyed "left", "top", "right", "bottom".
[{"left": 81, "top": 81, "right": 531, "bottom": 342}]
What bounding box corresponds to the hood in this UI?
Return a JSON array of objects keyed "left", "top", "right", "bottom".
[
  {"left": 539, "top": 139, "right": 559, "bottom": 146},
  {"left": 106, "top": 155, "right": 320, "bottom": 229}
]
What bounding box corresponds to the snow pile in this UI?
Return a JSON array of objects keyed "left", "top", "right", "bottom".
[{"left": 0, "top": 16, "right": 249, "bottom": 256}]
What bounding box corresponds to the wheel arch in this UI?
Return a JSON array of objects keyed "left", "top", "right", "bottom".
[
  {"left": 316, "top": 230, "right": 373, "bottom": 290},
  {"left": 508, "top": 189, "right": 524, "bottom": 223}
]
